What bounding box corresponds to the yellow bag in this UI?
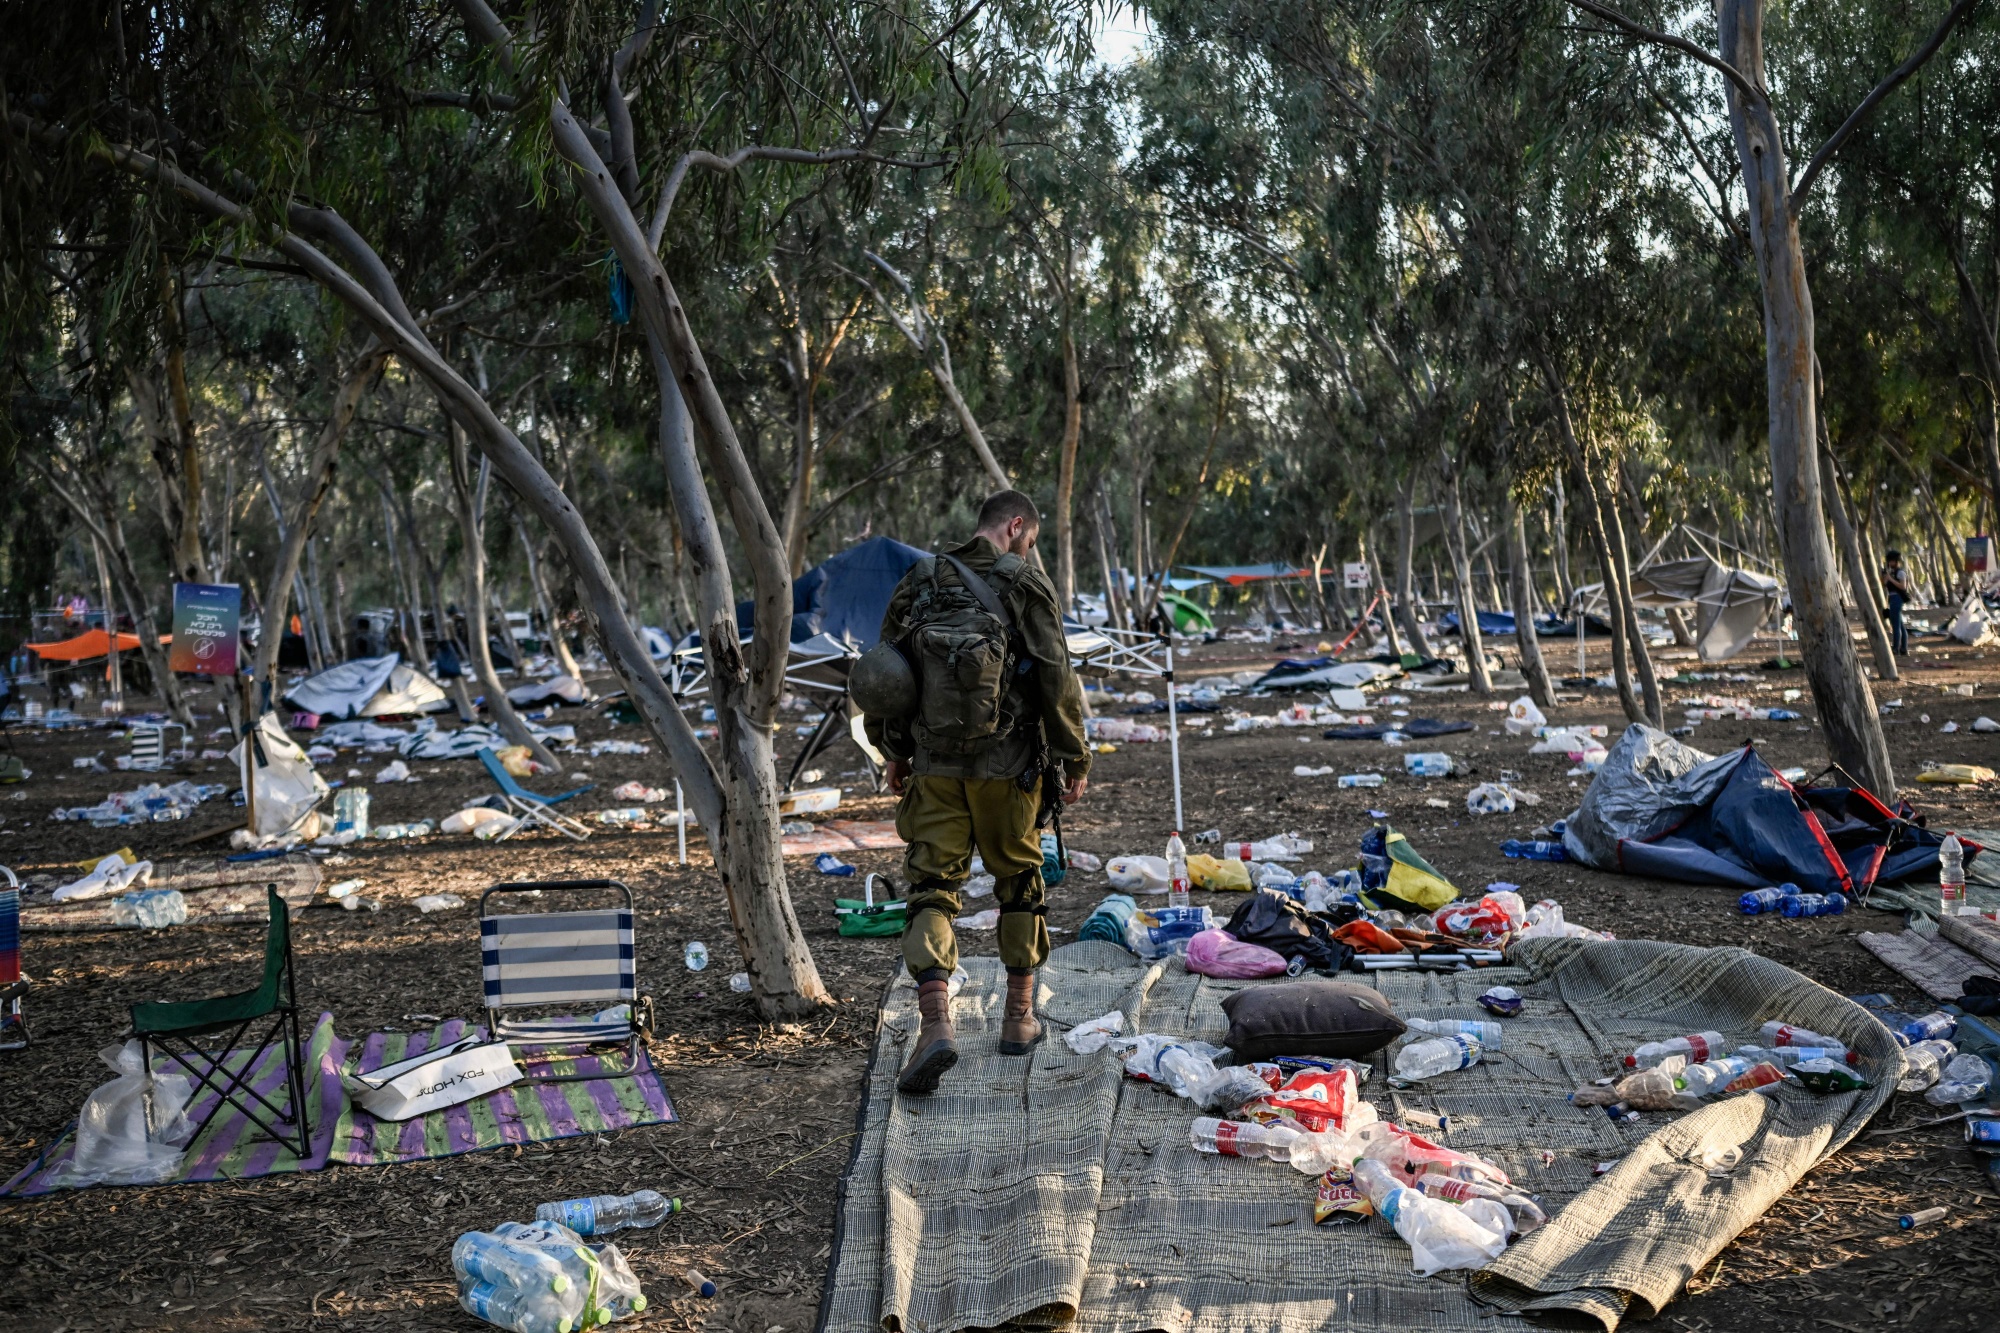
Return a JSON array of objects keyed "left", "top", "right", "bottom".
[
  {"left": 1188, "top": 853, "right": 1253, "bottom": 891},
  {"left": 494, "top": 744, "right": 535, "bottom": 777},
  {"left": 1919, "top": 763, "right": 1997, "bottom": 785}
]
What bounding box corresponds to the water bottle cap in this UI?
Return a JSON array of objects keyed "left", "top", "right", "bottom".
[{"left": 552, "top": 1275, "right": 570, "bottom": 1293}]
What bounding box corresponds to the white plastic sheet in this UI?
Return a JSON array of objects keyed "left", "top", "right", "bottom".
[{"left": 55, "top": 1041, "right": 194, "bottom": 1187}]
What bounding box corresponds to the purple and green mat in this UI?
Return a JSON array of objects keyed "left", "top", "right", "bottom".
[{"left": 2, "top": 1015, "right": 676, "bottom": 1197}]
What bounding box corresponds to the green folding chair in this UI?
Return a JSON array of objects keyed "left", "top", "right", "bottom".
[{"left": 130, "top": 885, "right": 311, "bottom": 1157}]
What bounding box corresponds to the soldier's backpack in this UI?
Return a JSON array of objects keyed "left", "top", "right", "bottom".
[{"left": 901, "top": 552, "right": 1029, "bottom": 756}]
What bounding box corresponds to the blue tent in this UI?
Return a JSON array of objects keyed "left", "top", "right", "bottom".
[
  {"left": 1568, "top": 728, "right": 1966, "bottom": 895},
  {"left": 735, "top": 535, "right": 930, "bottom": 648},
  {"left": 1439, "top": 609, "right": 1517, "bottom": 636}
]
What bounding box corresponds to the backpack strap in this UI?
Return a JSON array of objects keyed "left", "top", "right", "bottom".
[{"left": 940, "top": 554, "right": 1014, "bottom": 632}]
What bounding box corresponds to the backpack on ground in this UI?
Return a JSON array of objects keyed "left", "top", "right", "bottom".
[{"left": 901, "top": 553, "right": 1028, "bottom": 756}]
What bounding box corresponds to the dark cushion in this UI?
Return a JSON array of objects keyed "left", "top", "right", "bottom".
[{"left": 1219, "top": 979, "right": 1405, "bottom": 1061}]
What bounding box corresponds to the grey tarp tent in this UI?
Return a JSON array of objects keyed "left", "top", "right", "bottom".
[{"left": 283, "top": 653, "right": 450, "bottom": 719}]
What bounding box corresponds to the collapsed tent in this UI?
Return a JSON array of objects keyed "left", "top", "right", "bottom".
[
  {"left": 283, "top": 653, "right": 449, "bottom": 720},
  {"left": 1179, "top": 562, "right": 1317, "bottom": 586},
  {"left": 735, "top": 534, "right": 929, "bottom": 649},
  {"left": 1564, "top": 724, "right": 1967, "bottom": 896},
  {"left": 1629, "top": 556, "right": 1782, "bottom": 661},
  {"left": 1439, "top": 609, "right": 1516, "bottom": 636},
  {"left": 1251, "top": 657, "right": 1401, "bottom": 691}
]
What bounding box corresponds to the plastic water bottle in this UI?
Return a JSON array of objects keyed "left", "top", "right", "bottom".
[
  {"left": 111, "top": 888, "right": 188, "bottom": 929},
  {"left": 1759, "top": 1021, "right": 1842, "bottom": 1049},
  {"left": 1500, "top": 839, "right": 1568, "bottom": 862},
  {"left": 1897, "top": 1039, "right": 1958, "bottom": 1093},
  {"left": 1625, "top": 1031, "right": 1724, "bottom": 1069},
  {"left": 535, "top": 1189, "right": 680, "bottom": 1237},
  {"left": 683, "top": 942, "right": 708, "bottom": 972},
  {"left": 1674, "top": 1055, "right": 1758, "bottom": 1100},
  {"left": 1404, "top": 752, "right": 1453, "bottom": 777},
  {"left": 452, "top": 1232, "right": 573, "bottom": 1294},
  {"left": 1188, "top": 1116, "right": 1302, "bottom": 1161},
  {"left": 457, "top": 1279, "right": 584, "bottom": 1333},
  {"left": 1898, "top": 1011, "right": 1958, "bottom": 1045},
  {"left": 1337, "top": 772, "right": 1385, "bottom": 788},
  {"left": 1394, "top": 1035, "right": 1483, "bottom": 1080},
  {"left": 1739, "top": 883, "right": 1801, "bottom": 914},
  {"left": 1166, "top": 831, "right": 1191, "bottom": 910},
  {"left": 1926, "top": 1053, "right": 1993, "bottom": 1106},
  {"left": 1900, "top": 1206, "right": 1949, "bottom": 1230},
  {"left": 1404, "top": 1018, "right": 1504, "bottom": 1048},
  {"left": 1941, "top": 833, "right": 1966, "bottom": 915},
  {"left": 1780, "top": 892, "right": 1845, "bottom": 917}
]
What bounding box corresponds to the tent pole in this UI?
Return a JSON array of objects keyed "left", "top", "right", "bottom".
[
  {"left": 675, "top": 776, "right": 686, "bottom": 866},
  {"left": 1164, "top": 635, "right": 1184, "bottom": 834},
  {"left": 1577, "top": 609, "right": 1585, "bottom": 681}
]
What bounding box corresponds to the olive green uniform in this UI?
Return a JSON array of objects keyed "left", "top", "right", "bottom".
[{"left": 865, "top": 537, "right": 1091, "bottom": 978}]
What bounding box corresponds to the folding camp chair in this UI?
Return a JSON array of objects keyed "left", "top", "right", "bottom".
[
  {"left": 0, "top": 868, "right": 26, "bottom": 1051},
  {"left": 480, "top": 879, "right": 652, "bottom": 1083},
  {"left": 129, "top": 886, "right": 311, "bottom": 1157},
  {"left": 127, "top": 722, "right": 188, "bottom": 772},
  {"left": 475, "top": 747, "right": 595, "bottom": 840}
]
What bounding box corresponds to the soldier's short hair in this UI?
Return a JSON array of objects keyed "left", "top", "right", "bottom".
[{"left": 976, "top": 489, "right": 1042, "bottom": 532}]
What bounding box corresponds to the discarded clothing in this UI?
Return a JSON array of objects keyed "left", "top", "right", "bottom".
[{"left": 1221, "top": 889, "right": 1354, "bottom": 973}]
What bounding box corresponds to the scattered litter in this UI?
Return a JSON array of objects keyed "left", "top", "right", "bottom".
[
  {"left": 414, "top": 893, "right": 465, "bottom": 914},
  {"left": 953, "top": 908, "right": 1000, "bottom": 929},
  {"left": 589, "top": 739, "right": 650, "bottom": 756},
  {"left": 1293, "top": 765, "right": 1334, "bottom": 777},
  {"left": 1066, "top": 1010, "right": 1127, "bottom": 1054},
  {"left": 111, "top": 888, "right": 187, "bottom": 929},
  {"left": 814, "top": 852, "right": 856, "bottom": 877},
  {"left": 729, "top": 972, "right": 752, "bottom": 993},
  {"left": 1900, "top": 1206, "right": 1949, "bottom": 1230},
  {"left": 1974, "top": 717, "right": 2000, "bottom": 733},
  {"left": 610, "top": 781, "right": 669, "bottom": 802},
  {"left": 374, "top": 759, "right": 412, "bottom": 783}
]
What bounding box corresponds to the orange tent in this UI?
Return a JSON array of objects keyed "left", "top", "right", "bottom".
[{"left": 25, "top": 628, "right": 157, "bottom": 661}]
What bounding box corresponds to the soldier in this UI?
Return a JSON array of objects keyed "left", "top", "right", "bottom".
[{"left": 850, "top": 490, "right": 1090, "bottom": 1094}]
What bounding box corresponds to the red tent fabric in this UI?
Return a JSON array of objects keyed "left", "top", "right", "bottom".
[{"left": 25, "top": 629, "right": 155, "bottom": 661}]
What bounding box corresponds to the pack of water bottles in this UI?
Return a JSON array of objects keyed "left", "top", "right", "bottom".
[{"left": 453, "top": 1192, "right": 680, "bottom": 1331}]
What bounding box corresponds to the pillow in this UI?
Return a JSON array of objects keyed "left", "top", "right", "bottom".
[{"left": 1219, "top": 979, "right": 1406, "bottom": 1061}]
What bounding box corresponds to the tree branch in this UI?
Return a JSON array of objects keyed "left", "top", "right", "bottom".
[
  {"left": 1790, "top": 0, "right": 1982, "bottom": 208},
  {"left": 1562, "top": 0, "right": 1765, "bottom": 106},
  {"left": 647, "top": 145, "right": 944, "bottom": 246}
]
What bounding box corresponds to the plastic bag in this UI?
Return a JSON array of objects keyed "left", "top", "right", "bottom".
[
  {"left": 1187, "top": 854, "right": 1252, "bottom": 892},
  {"left": 1502, "top": 696, "right": 1547, "bottom": 736},
  {"left": 1065, "top": 1010, "right": 1126, "bottom": 1054},
  {"left": 57, "top": 1041, "right": 194, "bottom": 1187},
  {"left": 1185, "top": 928, "right": 1288, "bottom": 978},
  {"left": 1106, "top": 855, "right": 1170, "bottom": 892},
  {"left": 52, "top": 852, "right": 154, "bottom": 903},
  {"left": 442, "top": 806, "right": 514, "bottom": 834},
  {"left": 1241, "top": 1067, "right": 1360, "bottom": 1133}
]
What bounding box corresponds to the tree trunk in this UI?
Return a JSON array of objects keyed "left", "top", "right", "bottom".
[
  {"left": 448, "top": 416, "right": 560, "bottom": 771},
  {"left": 1093, "top": 493, "right": 1125, "bottom": 631},
  {"left": 251, "top": 345, "right": 386, "bottom": 700},
  {"left": 1718, "top": 0, "right": 1893, "bottom": 796},
  {"left": 1603, "top": 484, "right": 1664, "bottom": 727},
  {"left": 1361, "top": 524, "right": 1405, "bottom": 658},
  {"left": 516, "top": 512, "right": 584, "bottom": 680},
  {"left": 1392, "top": 480, "right": 1433, "bottom": 656},
  {"left": 93, "top": 535, "right": 124, "bottom": 709},
  {"left": 1055, "top": 321, "right": 1082, "bottom": 608},
  {"left": 1551, "top": 475, "right": 1575, "bottom": 605},
  {"left": 1439, "top": 466, "right": 1493, "bottom": 694},
  {"left": 30, "top": 458, "right": 195, "bottom": 725},
  {"left": 381, "top": 487, "right": 429, "bottom": 665},
  {"left": 1820, "top": 446, "right": 1898, "bottom": 681},
  {"left": 1507, "top": 494, "right": 1556, "bottom": 708}
]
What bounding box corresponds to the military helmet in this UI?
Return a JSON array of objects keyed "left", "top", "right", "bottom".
[{"left": 848, "top": 640, "right": 917, "bottom": 719}]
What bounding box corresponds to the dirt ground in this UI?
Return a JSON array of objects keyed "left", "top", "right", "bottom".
[{"left": 4, "top": 630, "right": 2000, "bottom": 1333}]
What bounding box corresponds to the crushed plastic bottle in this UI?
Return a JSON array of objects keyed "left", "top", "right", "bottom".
[
  {"left": 1338, "top": 772, "right": 1385, "bottom": 788},
  {"left": 1779, "top": 892, "right": 1845, "bottom": 917},
  {"left": 1404, "top": 752, "right": 1454, "bottom": 777},
  {"left": 1499, "top": 839, "right": 1567, "bottom": 862},
  {"left": 1759, "top": 1021, "right": 1845, "bottom": 1050},
  {"left": 1625, "top": 1031, "right": 1724, "bottom": 1069},
  {"left": 683, "top": 942, "right": 709, "bottom": 972},
  {"left": 1900, "top": 1206, "right": 1949, "bottom": 1229},
  {"left": 1926, "top": 1053, "right": 1994, "bottom": 1106},
  {"left": 1351, "top": 1157, "right": 1508, "bottom": 1274},
  {"left": 1739, "top": 883, "right": 1802, "bottom": 914},
  {"left": 1404, "top": 1018, "right": 1504, "bottom": 1048},
  {"left": 1672, "top": 1055, "right": 1759, "bottom": 1103},
  {"left": 1898, "top": 1012, "right": 1958, "bottom": 1045},
  {"left": 1189, "top": 1116, "right": 1303, "bottom": 1161},
  {"left": 1394, "top": 1035, "right": 1483, "bottom": 1080},
  {"left": 1897, "top": 1039, "right": 1958, "bottom": 1093},
  {"left": 535, "top": 1189, "right": 681, "bottom": 1237}
]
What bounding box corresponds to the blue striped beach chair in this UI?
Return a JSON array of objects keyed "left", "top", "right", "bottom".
[{"left": 479, "top": 880, "right": 652, "bottom": 1082}]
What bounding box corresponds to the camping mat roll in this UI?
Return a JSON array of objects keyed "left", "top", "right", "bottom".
[{"left": 820, "top": 938, "right": 1895, "bottom": 1333}]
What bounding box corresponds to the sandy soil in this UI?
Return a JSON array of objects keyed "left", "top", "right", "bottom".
[{"left": 3, "top": 632, "right": 1999, "bottom": 1332}]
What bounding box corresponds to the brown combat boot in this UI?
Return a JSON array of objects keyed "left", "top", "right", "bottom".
[
  {"left": 998, "top": 969, "right": 1044, "bottom": 1055},
  {"left": 897, "top": 979, "right": 958, "bottom": 1095}
]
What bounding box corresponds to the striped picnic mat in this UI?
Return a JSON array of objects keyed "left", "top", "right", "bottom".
[{"left": 3, "top": 1015, "right": 675, "bottom": 1196}]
